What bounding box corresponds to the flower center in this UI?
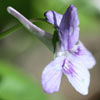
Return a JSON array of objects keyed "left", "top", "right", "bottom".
[{"left": 56, "top": 50, "right": 70, "bottom": 57}]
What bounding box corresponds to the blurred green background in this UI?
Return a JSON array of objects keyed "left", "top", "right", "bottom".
[{"left": 0, "top": 0, "right": 100, "bottom": 100}]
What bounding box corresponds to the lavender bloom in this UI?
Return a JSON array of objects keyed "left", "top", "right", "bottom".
[{"left": 42, "top": 5, "right": 96, "bottom": 95}]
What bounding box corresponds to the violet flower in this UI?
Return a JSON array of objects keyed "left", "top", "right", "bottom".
[
  {"left": 41, "top": 5, "right": 96, "bottom": 95},
  {"left": 7, "top": 5, "right": 96, "bottom": 95}
]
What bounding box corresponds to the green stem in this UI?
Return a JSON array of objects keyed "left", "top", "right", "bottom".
[
  {"left": 0, "top": 24, "right": 21, "bottom": 40},
  {"left": 0, "top": 18, "right": 46, "bottom": 40}
]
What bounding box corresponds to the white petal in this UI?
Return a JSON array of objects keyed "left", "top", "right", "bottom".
[
  {"left": 63, "top": 56, "right": 90, "bottom": 95},
  {"left": 41, "top": 56, "right": 65, "bottom": 93},
  {"left": 74, "top": 41, "right": 96, "bottom": 69}
]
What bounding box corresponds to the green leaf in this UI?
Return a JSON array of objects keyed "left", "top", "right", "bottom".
[{"left": 0, "top": 61, "right": 47, "bottom": 100}]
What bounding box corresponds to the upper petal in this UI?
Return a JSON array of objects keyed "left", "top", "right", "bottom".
[
  {"left": 62, "top": 56, "right": 90, "bottom": 95},
  {"left": 44, "top": 11, "right": 63, "bottom": 27},
  {"left": 41, "top": 56, "right": 65, "bottom": 93},
  {"left": 58, "top": 5, "right": 80, "bottom": 50}
]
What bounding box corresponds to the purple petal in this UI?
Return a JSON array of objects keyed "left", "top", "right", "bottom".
[
  {"left": 41, "top": 56, "right": 65, "bottom": 93},
  {"left": 44, "top": 11, "right": 63, "bottom": 27},
  {"left": 59, "top": 5, "right": 80, "bottom": 50},
  {"left": 62, "top": 55, "right": 90, "bottom": 95},
  {"left": 72, "top": 41, "right": 96, "bottom": 69}
]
